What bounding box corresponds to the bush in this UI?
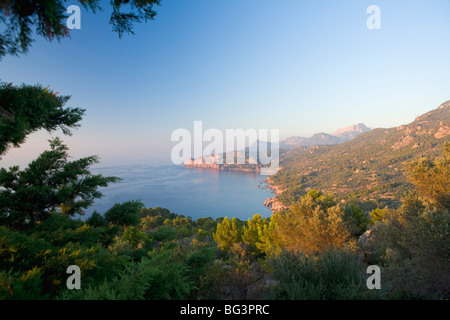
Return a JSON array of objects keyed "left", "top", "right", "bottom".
[
  {"left": 371, "top": 201, "right": 450, "bottom": 299},
  {"left": 151, "top": 226, "right": 177, "bottom": 242},
  {"left": 270, "top": 249, "right": 374, "bottom": 300},
  {"left": 121, "top": 226, "right": 147, "bottom": 249},
  {"left": 272, "top": 194, "right": 355, "bottom": 255},
  {"left": 0, "top": 268, "right": 46, "bottom": 300},
  {"left": 104, "top": 200, "right": 144, "bottom": 227},
  {"left": 61, "top": 248, "right": 194, "bottom": 300}
]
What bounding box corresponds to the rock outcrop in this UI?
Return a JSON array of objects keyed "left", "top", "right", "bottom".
[{"left": 357, "top": 230, "right": 378, "bottom": 263}]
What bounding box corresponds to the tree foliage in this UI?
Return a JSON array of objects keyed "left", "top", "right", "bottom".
[
  {"left": 0, "top": 82, "right": 84, "bottom": 156},
  {"left": 0, "top": 0, "right": 161, "bottom": 58},
  {"left": 0, "top": 138, "right": 119, "bottom": 230},
  {"left": 369, "top": 145, "right": 450, "bottom": 299},
  {"left": 104, "top": 200, "right": 144, "bottom": 227},
  {"left": 242, "top": 214, "right": 264, "bottom": 256},
  {"left": 272, "top": 191, "right": 355, "bottom": 255},
  {"left": 213, "top": 217, "right": 241, "bottom": 252},
  {"left": 403, "top": 142, "right": 450, "bottom": 211},
  {"left": 270, "top": 249, "right": 373, "bottom": 300}
]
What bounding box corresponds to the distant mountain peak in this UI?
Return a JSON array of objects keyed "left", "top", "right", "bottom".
[{"left": 333, "top": 123, "right": 371, "bottom": 140}]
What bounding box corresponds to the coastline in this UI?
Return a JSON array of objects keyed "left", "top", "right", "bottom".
[
  {"left": 89, "top": 164, "right": 273, "bottom": 220},
  {"left": 263, "top": 176, "right": 287, "bottom": 213},
  {"left": 184, "top": 162, "right": 260, "bottom": 173},
  {"left": 184, "top": 159, "right": 287, "bottom": 214}
]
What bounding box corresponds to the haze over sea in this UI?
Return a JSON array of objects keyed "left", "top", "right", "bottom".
[{"left": 85, "top": 165, "right": 274, "bottom": 220}]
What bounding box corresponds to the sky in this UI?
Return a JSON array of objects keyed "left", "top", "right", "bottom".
[{"left": 1, "top": 0, "right": 450, "bottom": 168}]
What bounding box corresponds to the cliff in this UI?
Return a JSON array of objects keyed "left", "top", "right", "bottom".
[
  {"left": 184, "top": 156, "right": 261, "bottom": 173},
  {"left": 263, "top": 177, "right": 287, "bottom": 212}
]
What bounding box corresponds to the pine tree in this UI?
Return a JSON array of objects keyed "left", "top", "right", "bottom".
[
  {"left": 0, "top": 82, "right": 84, "bottom": 156},
  {"left": 0, "top": 138, "right": 120, "bottom": 230},
  {"left": 0, "top": 0, "right": 161, "bottom": 58},
  {"left": 242, "top": 214, "right": 272, "bottom": 256},
  {"left": 213, "top": 217, "right": 242, "bottom": 252},
  {"left": 104, "top": 200, "right": 144, "bottom": 227},
  {"left": 256, "top": 217, "right": 279, "bottom": 257}
]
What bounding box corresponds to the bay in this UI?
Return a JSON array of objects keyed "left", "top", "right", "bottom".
[{"left": 86, "top": 164, "right": 274, "bottom": 220}]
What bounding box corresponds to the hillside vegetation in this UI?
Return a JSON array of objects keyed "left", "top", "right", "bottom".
[
  {"left": 271, "top": 101, "right": 450, "bottom": 209},
  {"left": 1, "top": 84, "right": 448, "bottom": 300},
  {"left": 1, "top": 143, "right": 448, "bottom": 300}
]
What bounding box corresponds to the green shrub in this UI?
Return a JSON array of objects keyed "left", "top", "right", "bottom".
[
  {"left": 152, "top": 226, "right": 177, "bottom": 242},
  {"left": 270, "top": 249, "right": 374, "bottom": 300}
]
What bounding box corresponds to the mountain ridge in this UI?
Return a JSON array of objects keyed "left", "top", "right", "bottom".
[{"left": 280, "top": 123, "right": 371, "bottom": 149}]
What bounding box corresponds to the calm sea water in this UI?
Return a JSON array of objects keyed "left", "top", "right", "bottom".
[{"left": 86, "top": 165, "right": 274, "bottom": 220}]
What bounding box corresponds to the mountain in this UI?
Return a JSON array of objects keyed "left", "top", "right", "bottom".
[
  {"left": 270, "top": 101, "right": 450, "bottom": 209},
  {"left": 333, "top": 123, "right": 371, "bottom": 141},
  {"left": 280, "top": 123, "right": 371, "bottom": 149}
]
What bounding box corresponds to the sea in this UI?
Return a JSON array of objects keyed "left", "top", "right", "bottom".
[{"left": 84, "top": 164, "right": 274, "bottom": 221}]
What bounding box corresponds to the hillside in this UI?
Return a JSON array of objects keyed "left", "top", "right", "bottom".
[{"left": 269, "top": 101, "right": 450, "bottom": 209}]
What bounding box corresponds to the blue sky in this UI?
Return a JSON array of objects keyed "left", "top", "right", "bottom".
[{"left": 1, "top": 0, "right": 450, "bottom": 167}]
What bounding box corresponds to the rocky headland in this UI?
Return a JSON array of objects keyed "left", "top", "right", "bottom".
[{"left": 263, "top": 176, "right": 287, "bottom": 212}]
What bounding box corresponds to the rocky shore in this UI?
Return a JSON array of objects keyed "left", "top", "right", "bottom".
[{"left": 263, "top": 177, "right": 287, "bottom": 212}]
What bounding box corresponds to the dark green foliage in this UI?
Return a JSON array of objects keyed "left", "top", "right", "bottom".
[
  {"left": 0, "top": 226, "right": 53, "bottom": 272},
  {"left": 0, "top": 0, "right": 73, "bottom": 57},
  {"left": 62, "top": 246, "right": 195, "bottom": 300},
  {"left": 372, "top": 201, "right": 449, "bottom": 299},
  {"left": 143, "top": 249, "right": 193, "bottom": 300},
  {"left": 344, "top": 204, "right": 369, "bottom": 237},
  {"left": 60, "top": 258, "right": 155, "bottom": 300},
  {"left": 0, "top": 82, "right": 84, "bottom": 156},
  {"left": 31, "top": 212, "right": 104, "bottom": 247},
  {"left": 0, "top": 205, "right": 219, "bottom": 300},
  {"left": 121, "top": 226, "right": 146, "bottom": 249},
  {"left": 368, "top": 145, "right": 450, "bottom": 299},
  {"left": 110, "top": 0, "right": 161, "bottom": 38},
  {"left": 0, "top": 268, "right": 46, "bottom": 300},
  {"left": 140, "top": 206, "right": 177, "bottom": 219},
  {"left": 195, "top": 217, "right": 218, "bottom": 235},
  {"left": 0, "top": 0, "right": 161, "bottom": 58},
  {"left": 151, "top": 225, "right": 177, "bottom": 242},
  {"left": 270, "top": 249, "right": 374, "bottom": 300},
  {"left": 0, "top": 138, "right": 120, "bottom": 230},
  {"left": 0, "top": 221, "right": 124, "bottom": 298},
  {"left": 104, "top": 200, "right": 144, "bottom": 227},
  {"left": 86, "top": 211, "right": 107, "bottom": 228},
  {"left": 186, "top": 247, "right": 218, "bottom": 283}
]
